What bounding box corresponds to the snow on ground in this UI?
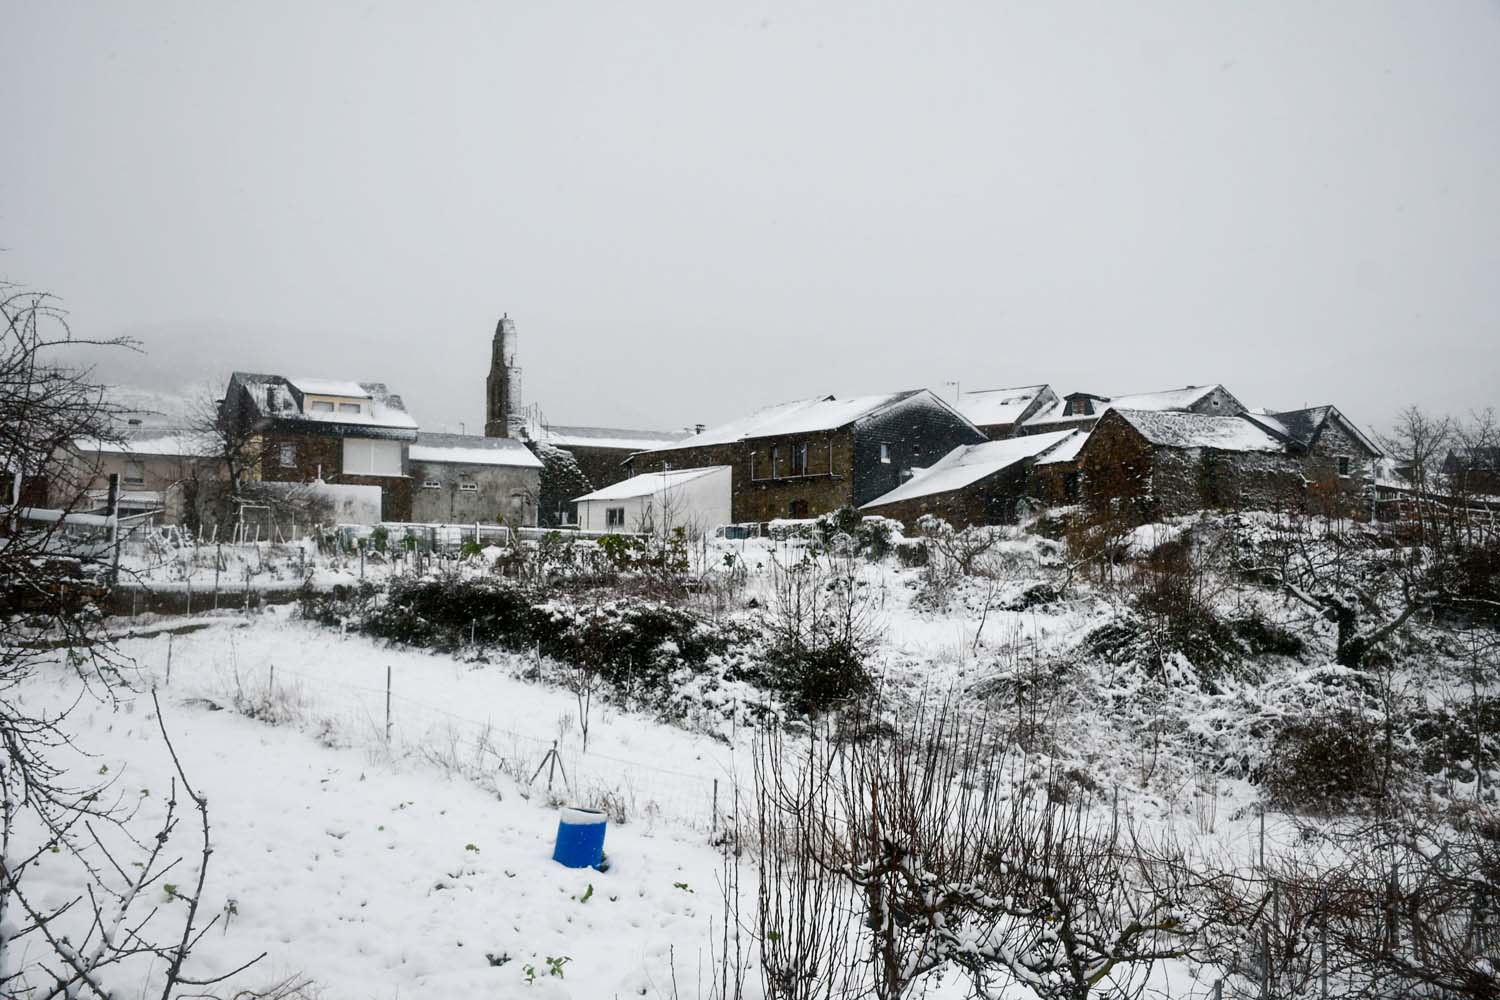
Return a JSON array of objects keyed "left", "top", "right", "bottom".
[
  {"left": 11, "top": 613, "right": 744, "bottom": 999},
  {"left": 16, "top": 516, "right": 1434, "bottom": 999}
]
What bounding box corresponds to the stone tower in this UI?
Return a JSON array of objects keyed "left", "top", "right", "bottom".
[{"left": 484, "top": 314, "right": 521, "bottom": 437}]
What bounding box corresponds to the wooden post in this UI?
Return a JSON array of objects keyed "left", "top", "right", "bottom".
[
  {"left": 385, "top": 665, "right": 392, "bottom": 744},
  {"left": 165, "top": 633, "right": 174, "bottom": 686}
]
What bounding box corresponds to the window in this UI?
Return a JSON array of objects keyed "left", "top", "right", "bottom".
[
  {"left": 124, "top": 460, "right": 145, "bottom": 486},
  {"left": 342, "top": 438, "right": 402, "bottom": 476},
  {"left": 338, "top": 402, "right": 362, "bottom": 415},
  {"left": 788, "top": 500, "right": 809, "bottom": 519},
  {"left": 1337, "top": 456, "right": 1351, "bottom": 477},
  {"left": 458, "top": 481, "right": 478, "bottom": 493},
  {"left": 1069, "top": 399, "right": 1088, "bottom": 416},
  {"left": 421, "top": 479, "right": 441, "bottom": 489},
  {"left": 771, "top": 446, "right": 781, "bottom": 476},
  {"left": 880, "top": 442, "right": 892, "bottom": 464},
  {"left": 791, "top": 443, "right": 808, "bottom": 475},
  {"left": 279, "top": 443, "right": 296, "bottom": 468},
  {"left": 605, "top": 506, "right": 626, "bottom": 528},
  {"left": 310, "top": 400, "right": 335, "bottom": 413}
]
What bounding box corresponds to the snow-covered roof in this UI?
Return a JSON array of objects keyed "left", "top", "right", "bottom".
[
  {"left": 1112, "top": 410, "right": 1284, "bottom": 452},
  {"left": 862, "top": 430, "right": 1078, "bottom": 508},
  {"left": 574, "top": 466, "right": 728, "bottom": 503},
  {"left": 1033, "top": 429, "right": 1089, "bottom": 466},
  {"left": 647, "top": 391, "right": 924, "bottom": 451},
  {"left": 408, "top": 433, "right": 543, "bottom": 469},
  {"left": 1110, "top": 385, "right": 1228, "bottom": 411},
  {"left": 73, "top": 432, "right": 213, "bottom": 457},
  {"left": 1023, "top": 384, "right": 1235, "bottom": 430},
  {"left": 287, "top": 377, "right": 372, "bottom": 399},
  {"left": 957, "top": 385, "right": 1051, "bottom": 428},
  {"left": 536, "top": 424, "right": 683, "bottom": 452}
]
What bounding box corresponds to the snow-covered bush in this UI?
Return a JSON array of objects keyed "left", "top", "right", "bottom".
[{"left": 1260, "top": 710, "right": 1399, "bottom": 813}]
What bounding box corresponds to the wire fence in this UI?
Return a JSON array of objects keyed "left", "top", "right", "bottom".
[{"left": 161, "top": 652, "right": 742, "bottom": 837}]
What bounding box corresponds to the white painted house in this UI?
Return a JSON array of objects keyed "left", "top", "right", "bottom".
[{"left": 573, "top": 466, "right": 732, "bottom": 536}]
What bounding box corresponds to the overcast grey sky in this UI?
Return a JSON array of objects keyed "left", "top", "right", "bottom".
[{"left": 3, "top": 0, "right": 1497, "bottom": 437}]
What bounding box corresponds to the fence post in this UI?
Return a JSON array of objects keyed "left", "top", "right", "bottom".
[
  {"left": 385, "top": 665, "right": 392, "bottom": 745},
  {"left": 165, "top": 633, "right": 174, "bottom": 686}
]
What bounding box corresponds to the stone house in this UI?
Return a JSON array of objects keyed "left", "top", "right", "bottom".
[
  {"left": 219, "top": 373, "right": 419, "bottom": 521},
  {"left": 1243, "top": 406, "right": 1382, "bottom": 516},
  {"left": 1079, "top": 409, "right": 1305, "bottom": 520},
  {"left": 1442, "top": 446, "right": 1500, "bottom": 498},
  {"left": 956, "top": 384, "right": 1059, "bottom": 439},
  {"left": 408, "top": 433, "right": 542, "bottom": 526},
  {"left": 861, "top": 430, "right": 1079, "bottom": 528},
  {"left": 630, "top": 390, "right": 987, "bottom": 524}
]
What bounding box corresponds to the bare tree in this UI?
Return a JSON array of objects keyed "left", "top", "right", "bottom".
[
  {"left": 1379, "top": 406, "right": 1455, "bottom": 546},
  {"left": 1, "top": 286, "right": 273, "bottom": 997}
]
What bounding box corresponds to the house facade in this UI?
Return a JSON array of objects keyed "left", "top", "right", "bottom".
[
  {"left": 1080, "top": 409, "right": 1305, "bottom": 520},
  {"left": 67, "top": 432, "right": 217, "bottom": 522},
  {"left": 860, "top": 430, "right": 1079, "bottom": 528},
  {"left": 631, "top": 390, "right": 986, "bottom": 524},
  {"left": 219, "top": 373, "right": 419, "bottom": 521},
  {"left": 408, "top": 433, "right": 542, "bottom": 526},
  {"left": 574, "top": 465, "right": 732, "bottom": 536},
  {"left": 1244, "top": 406, "right": 1382, "bottom": 516}
]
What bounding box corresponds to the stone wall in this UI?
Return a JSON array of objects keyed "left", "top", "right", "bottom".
[
  {"left": 1080, "top": 415, "right": 1303, "bottom": 520},
  {"left": 1148, "top": 447, "right": 1304, "bottom": 518},
  {"left": 408, "top": 461, "right": 539, "bottom": 526},
  {"left": 851, "top": 396, "right": 988, "bottom": 505},
  {"left": 1298, "top": 418, "right": 1377, "bottom": 518},
  {"left": 634, "top": 431, "right": 857, "bottom": 523}
]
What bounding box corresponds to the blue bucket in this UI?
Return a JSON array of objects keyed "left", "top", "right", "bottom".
[{"left": 552, "top": 806, "right": 608, "bottom": 868}]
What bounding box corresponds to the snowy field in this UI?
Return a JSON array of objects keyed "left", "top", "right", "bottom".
[
  {"left": 9, "top": 514, "right": 1488, "bottom": 999},
  {"left": 11, "top": 611, "right": 745, "bottom": 998}
]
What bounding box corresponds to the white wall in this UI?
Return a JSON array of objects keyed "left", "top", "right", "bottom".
[{"left": 577, "top": 467, "right": 731, "bottom": 537}]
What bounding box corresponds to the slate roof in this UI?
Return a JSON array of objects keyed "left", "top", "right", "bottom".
[
  {"left": 645, "top": 390, "right": 940, "bottom": 451},
  {"left": 957, "top": 384, "right": 1053, "bottom": 428},
  {"left": 536, "top": 424, "right": 684, "bottom": 452},
  {"left": 574, "top": 466, "right": 728, "bottom": 503},
  {"left": 1246, "top": 405, "right": 1381, "bottom": 456},
  {"left": 862, "top": 430, "right": 1078, "bottom": 507},
  {"left": 1022, "top": 384, "right": 1240, "bottom": 431},
  {"left": 408, "top": 433, "right": 542, "bottom": 469},
  {"left": 1112, "top": 410, "right": 1284, "bottom": 452}
]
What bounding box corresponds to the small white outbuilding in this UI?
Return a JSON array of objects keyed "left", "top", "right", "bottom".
[{"left": 573, "top": 466, "right": 732, "bottom": 537}]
